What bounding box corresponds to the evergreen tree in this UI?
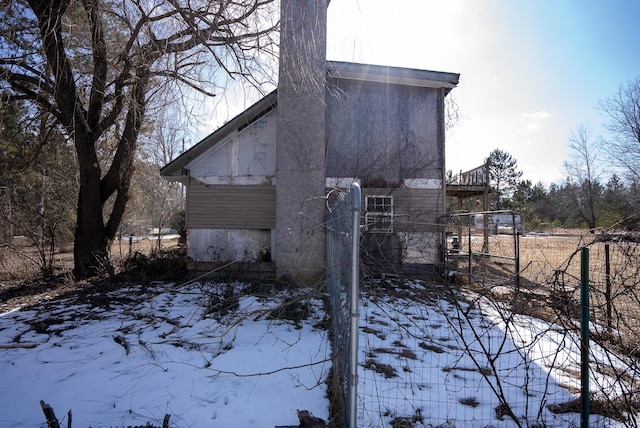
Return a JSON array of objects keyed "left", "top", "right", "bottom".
[
  {"left": 486, "top": 149, "right": 523, "bottom": 210},
  {"left": 510, "top": 180, "right": 548, "bottom": 229},
  {"left": 600, "top": 174, "right": 624, "bottom": 227}
]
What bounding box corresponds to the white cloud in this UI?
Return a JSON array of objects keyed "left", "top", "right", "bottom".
[{"left": 520, "top": 111, "right": 551, "bottom": 120}]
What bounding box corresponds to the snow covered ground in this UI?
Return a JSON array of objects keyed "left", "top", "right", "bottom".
[
  {"left": 0, "top": 281, "right": 330, "bottom": 427},
  {"left": 0, "top": 278, "right": 631, "bottom": 427},
  {"left": 355, "top": 280, "right": 626, "bottom": 428}
]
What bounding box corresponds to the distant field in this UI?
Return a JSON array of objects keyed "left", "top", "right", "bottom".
[
  {"left": 0, "top": 235, "right": 181, "bottom": 279},
  {"left": 450, "top": 230, "right": 640, "bottom": 359}
]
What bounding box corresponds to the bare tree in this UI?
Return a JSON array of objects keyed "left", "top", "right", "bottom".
[
  {"left": 445, "top": 93, "right": 460, "bottom": 132},
  {"left": 564, "top": 122, "right": 603, "bottom": 230},
  {"left": 599, "top": 77, "right": 640, "bottom": 181},
  {"left": 0, "top": 0, "right": 277, "bottom": 277}
]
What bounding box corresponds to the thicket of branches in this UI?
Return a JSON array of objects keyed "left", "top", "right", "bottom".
[
  {"left": 0, "top": 92, "right": 186, "bottom": 277},
  {"left": 0, "top": 0, "right": 278, "bottom": 278}
]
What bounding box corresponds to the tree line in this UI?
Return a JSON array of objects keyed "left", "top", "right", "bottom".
[
  {"left": 482, "top": 151, "right": 639, "bottom": 232},
  {"left": 455, "top": 155, "right": 634, "bottom": 235},
  {"left": 448, "top": 76, "right": 640, "bottom": 233}
]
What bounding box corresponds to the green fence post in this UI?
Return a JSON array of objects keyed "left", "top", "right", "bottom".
[
  {"left": 348, "top": 182, "right": 361, "bottom": 428},
  {"left": 581, "top": 246, "right": 590, "bottom": 428}
]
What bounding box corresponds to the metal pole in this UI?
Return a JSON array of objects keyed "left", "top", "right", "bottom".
[
  {"left": 348, "top": 183, "right": 361, "bottom": 428},
  {"left": 512, "top": 211, "right": 520, "bottom": 290},
  {"left": 605, "top": 243, "right": 612, "bottom": 331},
  {"left": 467, "top": 216, "right": 472, "bottom": 277},
  {"left": 580, "top": 247, "right": 590, "bottom": 428}
]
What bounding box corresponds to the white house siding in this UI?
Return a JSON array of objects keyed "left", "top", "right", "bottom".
[
  {"left": 187, "top": 110, "right": 277, "bottom": 182},
  {"left": 184, "top": 110, "right": 277, "bottom": 263},
  {"left": 187, "top": 229, "right": 272, "bottom": 263},
  {"left": 162, "top": 64, "right": 458, "bottom": 274}
]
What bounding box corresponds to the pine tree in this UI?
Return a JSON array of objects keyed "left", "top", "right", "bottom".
[{"left": 486, "top": 149, "right": 523, "bottom": 210}]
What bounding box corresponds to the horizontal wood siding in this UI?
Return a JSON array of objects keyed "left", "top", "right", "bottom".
[
  {"left": 362, "top": 187, "right": 443, "bottom": 233},
  {"left": 187, "top": 185, "right": 276, "bottom": 229}
]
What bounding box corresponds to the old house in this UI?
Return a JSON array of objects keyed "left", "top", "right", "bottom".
[{"left": 160, "top": 0, "right": 459, "bottom": 284}]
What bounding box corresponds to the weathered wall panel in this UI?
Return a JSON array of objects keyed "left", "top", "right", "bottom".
[
  {"left": 187, "top": 228, "right": 272, "bottom": 263},
  {"left": 326, "top": 79, "right": 442, "bottom": 182},
  {"left": 361, "top": 187, "right": 443, "bottom": 233},
  {"left": 187, "top": 110, "right": 277, "bottom": 181}
]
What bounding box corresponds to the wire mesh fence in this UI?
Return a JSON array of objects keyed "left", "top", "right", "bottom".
[
  {"left": 335, "top": 212, "right": 640, "bottom": 427},
  {"left": 326, "top": 184, "right": 361, "bottom": 428},
  {"left": 436, "top": 213, "right": 640, "bottom": 426}
]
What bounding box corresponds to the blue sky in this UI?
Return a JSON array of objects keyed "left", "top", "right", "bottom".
[{"left": 326, "top": 0, "right": 640, "bottom": 185}]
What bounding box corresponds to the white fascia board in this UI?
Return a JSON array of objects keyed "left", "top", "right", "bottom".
[
  {"left": 403, "top": 178, "right": 442, "bottom": 189},
  {"left": 197, "top": 176, "right": 275, "bottom": 185},
  {"left": 326, "top": 177, "right": 361, "bottom": 188}
]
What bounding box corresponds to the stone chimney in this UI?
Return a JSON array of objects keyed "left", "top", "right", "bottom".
[{"left": 275, "top": 0, "right": 328, "bottom": 285}]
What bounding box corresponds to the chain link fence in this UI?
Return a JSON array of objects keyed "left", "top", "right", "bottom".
[
  {"left": 326, "top": 184, "right": 361, "bottom": 428},
  {"left": 325, "top": 201, "right": 640, "bottom": 427},
  {"left": 437, "top": 212, "right": 640, "bottom": 427},
  {"left": 324, "top": 211, "right": 640, "bottom": 427}
]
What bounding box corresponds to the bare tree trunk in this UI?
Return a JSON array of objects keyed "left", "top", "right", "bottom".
[
  {"left": 73, "top": 66, "right": 148, "bottom": 278},
  {"left": 9, "top": 0, "right": 277, "bottom": 279},
  {"left": 73, "top": 167, "right": 110, "bottom": 277}
]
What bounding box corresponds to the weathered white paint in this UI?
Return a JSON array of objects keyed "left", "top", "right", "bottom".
[
  {"left": 187, "top": 110, "right": 277, "bottom": 181},
  {"left": 400, "top": 232, "right": 440, "bottom": 264},
  {"left": 194, "top": 176, "right": 274, "bottom": 186},
  {"left": 325, "top": 177, "right": 361, "bottom": 188},
  {"left": 187, "top": 229, "right": 272, "bottom": 263},
  {"left": 403, "top": 178, "right": 442, "bottom": 189}
]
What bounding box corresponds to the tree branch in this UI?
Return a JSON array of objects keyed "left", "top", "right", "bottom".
[{"left": 81, "top": 0, "right": 108, "bottom": 130}]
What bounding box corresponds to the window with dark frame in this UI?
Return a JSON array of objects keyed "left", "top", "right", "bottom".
[{"left": 365, "top": 195, "right": 394, "bottom": 232}]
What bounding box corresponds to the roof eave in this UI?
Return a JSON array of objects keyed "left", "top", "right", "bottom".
[
  {"left": 160, "top": 90, "right": 278, "bottom": 177},
  {"left": 326, "top": 60, "right": 459, "bottom": 90}
]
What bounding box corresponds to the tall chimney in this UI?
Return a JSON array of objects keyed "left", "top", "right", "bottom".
[{"left": 275, "top": 0, "right": 328, "bottom": 285}]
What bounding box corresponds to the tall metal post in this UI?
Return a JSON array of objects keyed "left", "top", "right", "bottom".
[
  {"left": 512, "top": 211, "right": 520, "bottom": 290},
  {"left": 605, "top": 243, "right": 612, "bottom": 331},
  {"left": 348, "top": 183, "right": 361, "bottom": 428},
  {"left": 467, "top": 217, "right": 472, "bottom": 277},
  {"left": 580, "top": 247, "right": 590, "bottom": 428}
]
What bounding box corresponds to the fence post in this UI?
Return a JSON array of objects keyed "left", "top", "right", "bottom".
[
  {"left": 348, "top": 183, "right": 361, "bottom": 428},
  {"left": 512, "top": 210, "right": 520, "bottom": 290},
  {"left": 467, "top": 216, "right": 472, "bottom": 277},
  {"left": 605, "top": 243, "right": 612, "bottom": 331},
  {"left": 580, "top": 246, "right": 590, "bottom": 428}
]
